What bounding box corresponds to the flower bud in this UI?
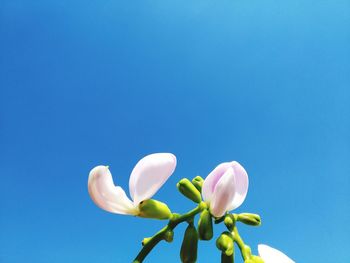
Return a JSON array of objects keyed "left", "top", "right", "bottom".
[
  {"left": 216, "top": 231, "right": 234, "bottom": 256},
  {"left": 141, "top": 237, "right": 151, "bottom": 246},
  {"left": 198, "top": 209, "right": 213, "bottom": 240},
  {"left": 138, "top": 199, "right": 172, "bottom": 220},
  {"left": 237, "top": 213, "right": 261, "bottom": 226},
  {"left": 177, "top": 178, "right": 202, "bottom": 203},
  {"left": 164, "top": 229, "right": 174, "bottom": 243},
  {"left": 180, "top": 223, "right": 198, "bottom": 263},
  {"left": 191, "top": 176, "right": 204, "bottom": 192},
  {"left": 224, "top": 215, "right": 234, "bottom": 230},
  {"left": 221, "top": 253, "right": 234, "bottom": 263}
]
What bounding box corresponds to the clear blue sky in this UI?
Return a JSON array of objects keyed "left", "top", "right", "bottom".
[{"left": 1, "top": 0, "right": 349, "bottom": 262}]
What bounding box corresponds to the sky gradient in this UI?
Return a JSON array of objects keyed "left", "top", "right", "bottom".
[{"left": 1, "top": 0, "right": 349, "bottom": 262}]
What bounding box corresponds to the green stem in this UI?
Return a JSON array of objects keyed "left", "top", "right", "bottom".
[
  {"left": 132, "top": 203, "right": 206, "bottom": 263},
  {"left": 225, "top": 214, "right": 251, "bottom": 261},
  {"left": 233, "top": 226, "right": 250, "bottom": 260}
]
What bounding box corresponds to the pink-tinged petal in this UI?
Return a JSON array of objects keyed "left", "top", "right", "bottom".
[
  {"left": 209, "top": 167, "right": 236, "bottom": 217},
  {"left": 129, "top": 153, "right": 176, "bottom": 205},
  {"left": 258, "top": 244, "right": 295, "bottom": 263},
  {"left": 88, "top": 166, "right": 138, "bottom": 215},
  {"left": 227, "top": 161, "right": 249, "bottom": 210},
  {"left": 202, "top": 162, "right": 232, "bottom": 203}
]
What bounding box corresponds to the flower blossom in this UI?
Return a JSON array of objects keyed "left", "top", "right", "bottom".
[
  {"left": 258, "top": 244, "right": 295, "bottom": 263},
  {"left": 88, "top": 153, "right": 176, "bottom": 215},
  {"left": 202, "top": 161, "right": 249, "bottom": 217}
]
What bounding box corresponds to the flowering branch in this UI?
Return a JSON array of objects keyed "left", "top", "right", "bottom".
[
  {"left": 133, "top": 203, "right": 206, "bottom": 263},
  {"left": 87, "top": 153, "right": 295, "bottom": 263}
]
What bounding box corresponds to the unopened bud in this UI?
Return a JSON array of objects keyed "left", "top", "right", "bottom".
[
  {"left": 191, "top": 176, "right": 204, "bottom": 192},
  {"left": 138, "top": 199, "right": 172, "bottom": 220},
  {"left": 177, "top": 178, "right": 202, "bottom": 203},
  {"left": 180, "top": 223, "right": 198, "bottom": 263},
  {"left": 198, "top": 209, "right": 213, "bottom": 240},
  {"left": 224, "top": 215, "right": 234, "bottom": 230},
  {"left": 237, "top": 213, "right": 261, "bottom": 226},
  {"left": 141, "top": 237, "right": 151, "bottom": 246},
  {"left": 164, "top": 229, "right": 174, "bottom": 243},
  {"left": 216, "top": 232, "right": 234, "bottom": 256}
]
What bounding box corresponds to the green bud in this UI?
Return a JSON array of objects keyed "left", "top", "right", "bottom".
[
  {"left": 177, "top": 178, "right": 202, "bottom": 203},
  {"left": 191, "top": 176, "right": 204, "bottom": 192},
  {"left": 237, "top": 213, "right": 261, "bottom": 226},
  {"left": 224, "top": 215, "right": 234, "bottom": 230},
  {"left": 138, "top": 199, "right": 172, "bottom": 220},
  {"left": 164, "top": 229, "right": 174, "bottom": 243},
  {"left": 216, "top": 232, "right": 234, "bottom": 256},
  {"left": 141, "top": 237, "right": 151, "bottom": 246},
  {"left": 251, "top": 255, "right": 264, "bottom": 263},
  {"left": 221, "top": 253, "right": 234, "bottom": 263},
  {"left": 198, "top": 209, "right": 213, "bottom": 240},
  {"left": 180, "top": 223, "right": 198, "bottom": 263}
]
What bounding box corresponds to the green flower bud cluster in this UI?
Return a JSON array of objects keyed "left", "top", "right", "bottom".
[
  {"left": 177, "top": 178, "right": 202, "bottom": 203},
  {"left": 132, "top": 176, "right": 264, "bottom": 263},
  {"left": 88, "top": 155, "right": 289, "bottom": 263}
]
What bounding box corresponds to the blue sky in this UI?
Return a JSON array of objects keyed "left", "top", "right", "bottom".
[{"left": 1, "top": 0, "right": 349, "bottom": 262}]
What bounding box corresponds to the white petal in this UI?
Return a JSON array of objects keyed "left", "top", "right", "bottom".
[
  {"left": 209, "top": 167, "right": 236, "bottom": 217},
  {"left": 258, "top": 244, "right": 295, "bottom": 263},
  {"left": 202, "top": 162, "right": 232, "bottom": 203},
  {"left": 88, "top": 166, "right": 138, "bottom": 215},
  {"left": 227, "top": 161, "right": 249, "bottom": 210},
  {"left": 129, "top": 153, "right": 177, "bottom": 205}
]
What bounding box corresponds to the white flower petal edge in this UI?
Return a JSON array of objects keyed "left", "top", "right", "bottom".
[
  {"left": 129, "top": 153, "right": 177, "bottom": 205},
  {"left": 258, "top": 244, "right": 295, "bottom": 263},
  {"left": 88, "top": 166, "right": 138, "bottom": 215},
  {"left": 88, "top": 153, "right": 176, "bottom": 215},
  {"left": 227, "top": 161, "right": 249, "bottom": 210}
]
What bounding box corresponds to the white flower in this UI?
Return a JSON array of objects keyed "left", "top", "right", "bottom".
[
  {"left": 202, "top": 161, "right": 249, "bottom": 217},
  {"left": 258, "top": 244, "right": 295, "bottom": 263},
  {"left": 88, "top": 153, "right": 177, "bottom": 215}
]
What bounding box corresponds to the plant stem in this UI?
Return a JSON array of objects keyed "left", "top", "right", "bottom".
[
  {"left": 232, "top": 226, "right": 250, "bottom": 260},
  {"left": 132, "top": 203, "right": 205, "bottom": 263},
  {"left": 224, "top": 214, "right": 251, "bottom": 261}
]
